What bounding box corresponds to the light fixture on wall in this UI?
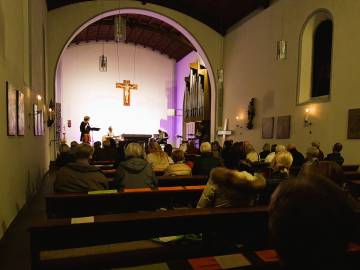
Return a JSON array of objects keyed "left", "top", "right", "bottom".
[
  {"left": 47, "top": 99, "right": 55, "bottom": 127},
  {"left": 37, "top": 94, "right": 42, "bottom": 101},
  {"left": 277, "top": 40, "right": 287, "bottom": 60},
  {"left": 277, "top": 16, "right": 287, "bottom": 60},
  {"left": 217, "top": 68, "right": 224, "bottom": 84},
  {"left": 304, "top": 107, "right": 313, "bottom": 134}
]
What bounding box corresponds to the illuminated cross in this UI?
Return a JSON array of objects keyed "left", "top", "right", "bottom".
[{"left": 116, "top": 80, "right": 139, "bottom": 106}]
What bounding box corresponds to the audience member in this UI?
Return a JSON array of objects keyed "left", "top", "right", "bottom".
[
  {"left": 312, "top": 140, "right": 324, "bottom": 160},
  {"left": 265, "top": 144, "right": 286, "bottom": 163},
  {"left": 163, "top": 144, "right": 174, "bottom": 164},
  {"left": 91, "top": 141, "right": 103, "bottom": 161},
  {"left": 69, "top": 141, "right": 79, "bottom": 156},
  {"left": 54, "top": 144, "right": 109, "bottom": 193},
  {"left": 179, "top": 141, "right": 188, "bottom": 153},
  {"left": 101, "top": 138, "right": 118, "bottom": 161},
  {"left": 192, "top": 142, "right": 221, "bottom": 176},
  {"left": 287, "top": 144, "right": 305, "bottom": 167},
  {"left": 270, "top": 151, "right": 293, "bottom": 181},
  {"left": 211, "top": 141, "right": 222, "bottom": 159},
  {"left": 325, "top": 142, "right": 345, "bottom": 165},
  {"left": 197, "top": 146, "right": 266, "bottom": 208},
  {"left": 146, "top": 142, "right": 170, "bottom": 172},
  {"left": 299, "top": 160, "right": 344, "bottom": 186},
  {"left": 221, "top": 140, "right": 233, "bottom": 160},
  {"left": 259, "top": 143, "right": 271, "bottom": 160},
  {"left": 260, "top": 151, "right": 294, "bottom": 204},
  {"left": 232, "top": 142, "right": 254, "bottom": 174},
  {"left": 164, "top": 150, "right": 192, "bottom": 176},
  {"left": 245, "top": 144, "right": 260, "bottom": 164},
  {"left": 269, "top": 174, "right": 354, "bottom": 270},
  {"left": 55, "top": 143, "right": 75, "bottom": 169},
  {"left": 114, "top": 143, "right": 157, "bottom": 189},
  {"left": 305, "top": 146, "right": 320, "bottom": 163},
  {"left": 186, "top": 140, "right": 199, "bottom": 155}
]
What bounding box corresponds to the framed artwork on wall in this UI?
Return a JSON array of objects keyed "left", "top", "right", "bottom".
[
  {"left": 276, "top": 115, "right": 291, "bottom": 139},
  {"left": 6, "top": 82, "right": 17, "bottom": 136},
  {"left": 17, "top": 90, "right": 25, "bottom": 136},
  {"left": 347, "top": 109, "right": 360, "bottom": 139},
  {"left": 262, "top": 117, "right": 274, "bottom": 139}
]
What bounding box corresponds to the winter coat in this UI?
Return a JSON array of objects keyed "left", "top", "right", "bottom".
[
  {"left": 192, "top": 153, "right": 221, "bottom": 176},
  {"left": 197, "top": 167, "right": 266, "bottom": 208},
  {"left": 55, "top": 162, "right": 109, "bottom": 193},
  {"left": 164, "top": 162, "right": 192, "bottom": 176},
  {"left": 114, "top": 157, "right": 157, "bottom": 189}
]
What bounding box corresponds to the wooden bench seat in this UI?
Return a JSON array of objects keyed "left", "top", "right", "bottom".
[
  {"left": 30, "top": 206, "right": 269, "bottom": 270},
  {"left": 46, "top": 186, "right": 205, "bottom": 218}
]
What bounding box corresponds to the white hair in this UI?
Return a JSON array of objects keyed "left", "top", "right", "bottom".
[
  {"left": 200, "top": 142, "right": 212, "bottom": 153},
  {"left": 275, "top": 144, "right": 286, "bottom": 153},
  {"left": 125, "top": 143, "right": 144, "bottom": 159}
]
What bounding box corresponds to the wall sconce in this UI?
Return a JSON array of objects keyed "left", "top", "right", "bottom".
[
  {"left": 47, "top": 99, "right": 55, "bottom": 127},
  {"left": 277, "top": 40, "right": 287, "bottom": 60},
  {"left": 235, "top": 114, "right": 245, "bottom": 129},
  {"left": 304, "top": 108, "right": 312, "bottom": 131},
  {"left": 37, "top": 94, "right": 42, "bottom": 101}
]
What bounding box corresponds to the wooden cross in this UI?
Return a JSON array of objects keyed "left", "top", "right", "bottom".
[
  {"left": 217, "top": 118, "right": 232, "bottom": 146},
  {"left": 116, "top": 80, "right": 139, "bottom": 106}
]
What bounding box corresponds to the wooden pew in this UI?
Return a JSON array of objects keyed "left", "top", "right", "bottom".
[
  {"left": 343, "top": 165, "right": 360, "bottom": 172},
  {"left": 345, "top": 171, "right": 360, "bottom": 181},
  {"left": 90, "top": 160, "right": 116, "bottom": 166},
  {"left": 30, "top": 206, "right": 269, "bottom": 270},
  {"left": 157, "top": 175, "right": 208, "bottom": 187},
  {"left": 30, "top": 207, "right": 360, "bottom": 270},
  {"left": 46, "top": 186, "right": 205, "bottom": 218}
]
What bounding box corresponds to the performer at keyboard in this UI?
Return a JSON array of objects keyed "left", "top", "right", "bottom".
[
  {"left": 158, "top": 129, "right": 168, "bottom": 145},
  {"left": 80, "top": 116, "right": 100, "bottom": 143},
  {"left": 107, "top": 126, "right": 114, "bottom": 138}
]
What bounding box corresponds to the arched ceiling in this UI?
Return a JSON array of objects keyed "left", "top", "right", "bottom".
[
  {"left": 47, "top": 0, "right": 270, "bottom": 35},
  {"left": 70, "top": 14, "right": 195, "bottom": 61}
]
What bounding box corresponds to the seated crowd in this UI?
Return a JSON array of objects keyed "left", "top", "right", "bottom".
[
  {"left": 52, "top": 138, "right": 358, "bottom": 269},
  {"left": 55, "top": 138, "right": 349, "bottom": 198}
]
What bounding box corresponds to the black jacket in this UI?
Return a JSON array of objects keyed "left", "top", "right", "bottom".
[
  {"left": 80, "top": 121, "right": 91, "bottom": 141},
  {"left": 192, "top": 153, "right": 221, "bottom": 176}
]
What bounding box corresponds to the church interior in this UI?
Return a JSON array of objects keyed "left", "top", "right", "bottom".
[{"left": 0, "top": 0, "right": 360, "bottom": 269}]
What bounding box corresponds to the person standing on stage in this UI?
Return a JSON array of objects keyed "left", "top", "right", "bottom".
[{"left": 80, "top": 116, "right": 91, "bottom": 143}]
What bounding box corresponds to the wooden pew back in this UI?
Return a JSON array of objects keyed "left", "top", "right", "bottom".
[
  {"left": 46, "top": 186, "right": 205, "bottom": 218},
  {"left": 157, "top": 175, "right": 208, "bottom": 187},
  {"left": 30, "top": 206, "right": 269, "bottom": 270}
]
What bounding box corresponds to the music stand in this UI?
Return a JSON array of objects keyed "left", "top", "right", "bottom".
[{"left": 90, "top": 127, "right": 100, "bottom": 144}]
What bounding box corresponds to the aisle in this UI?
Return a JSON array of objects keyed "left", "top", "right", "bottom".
[{"left": 0, "top": 173, "right": 53, "bottom": 270}]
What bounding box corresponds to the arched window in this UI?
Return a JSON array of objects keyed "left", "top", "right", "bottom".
[
  {"left": 298, "top": 10, "right": 333, "bottom": 104},
  {"left": 312, "top": 20, "right": 333, "bottom": 97}
]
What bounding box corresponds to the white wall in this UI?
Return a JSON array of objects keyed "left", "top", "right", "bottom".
[
  {"left": 0, "top": 0, "right": 48, "bottom": 240},
  {"left": 223, "top": 0, "right": 360, "bottom": 163},
  {"left": 58, "top": 42, "right": 176, "bottom": 143}
]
